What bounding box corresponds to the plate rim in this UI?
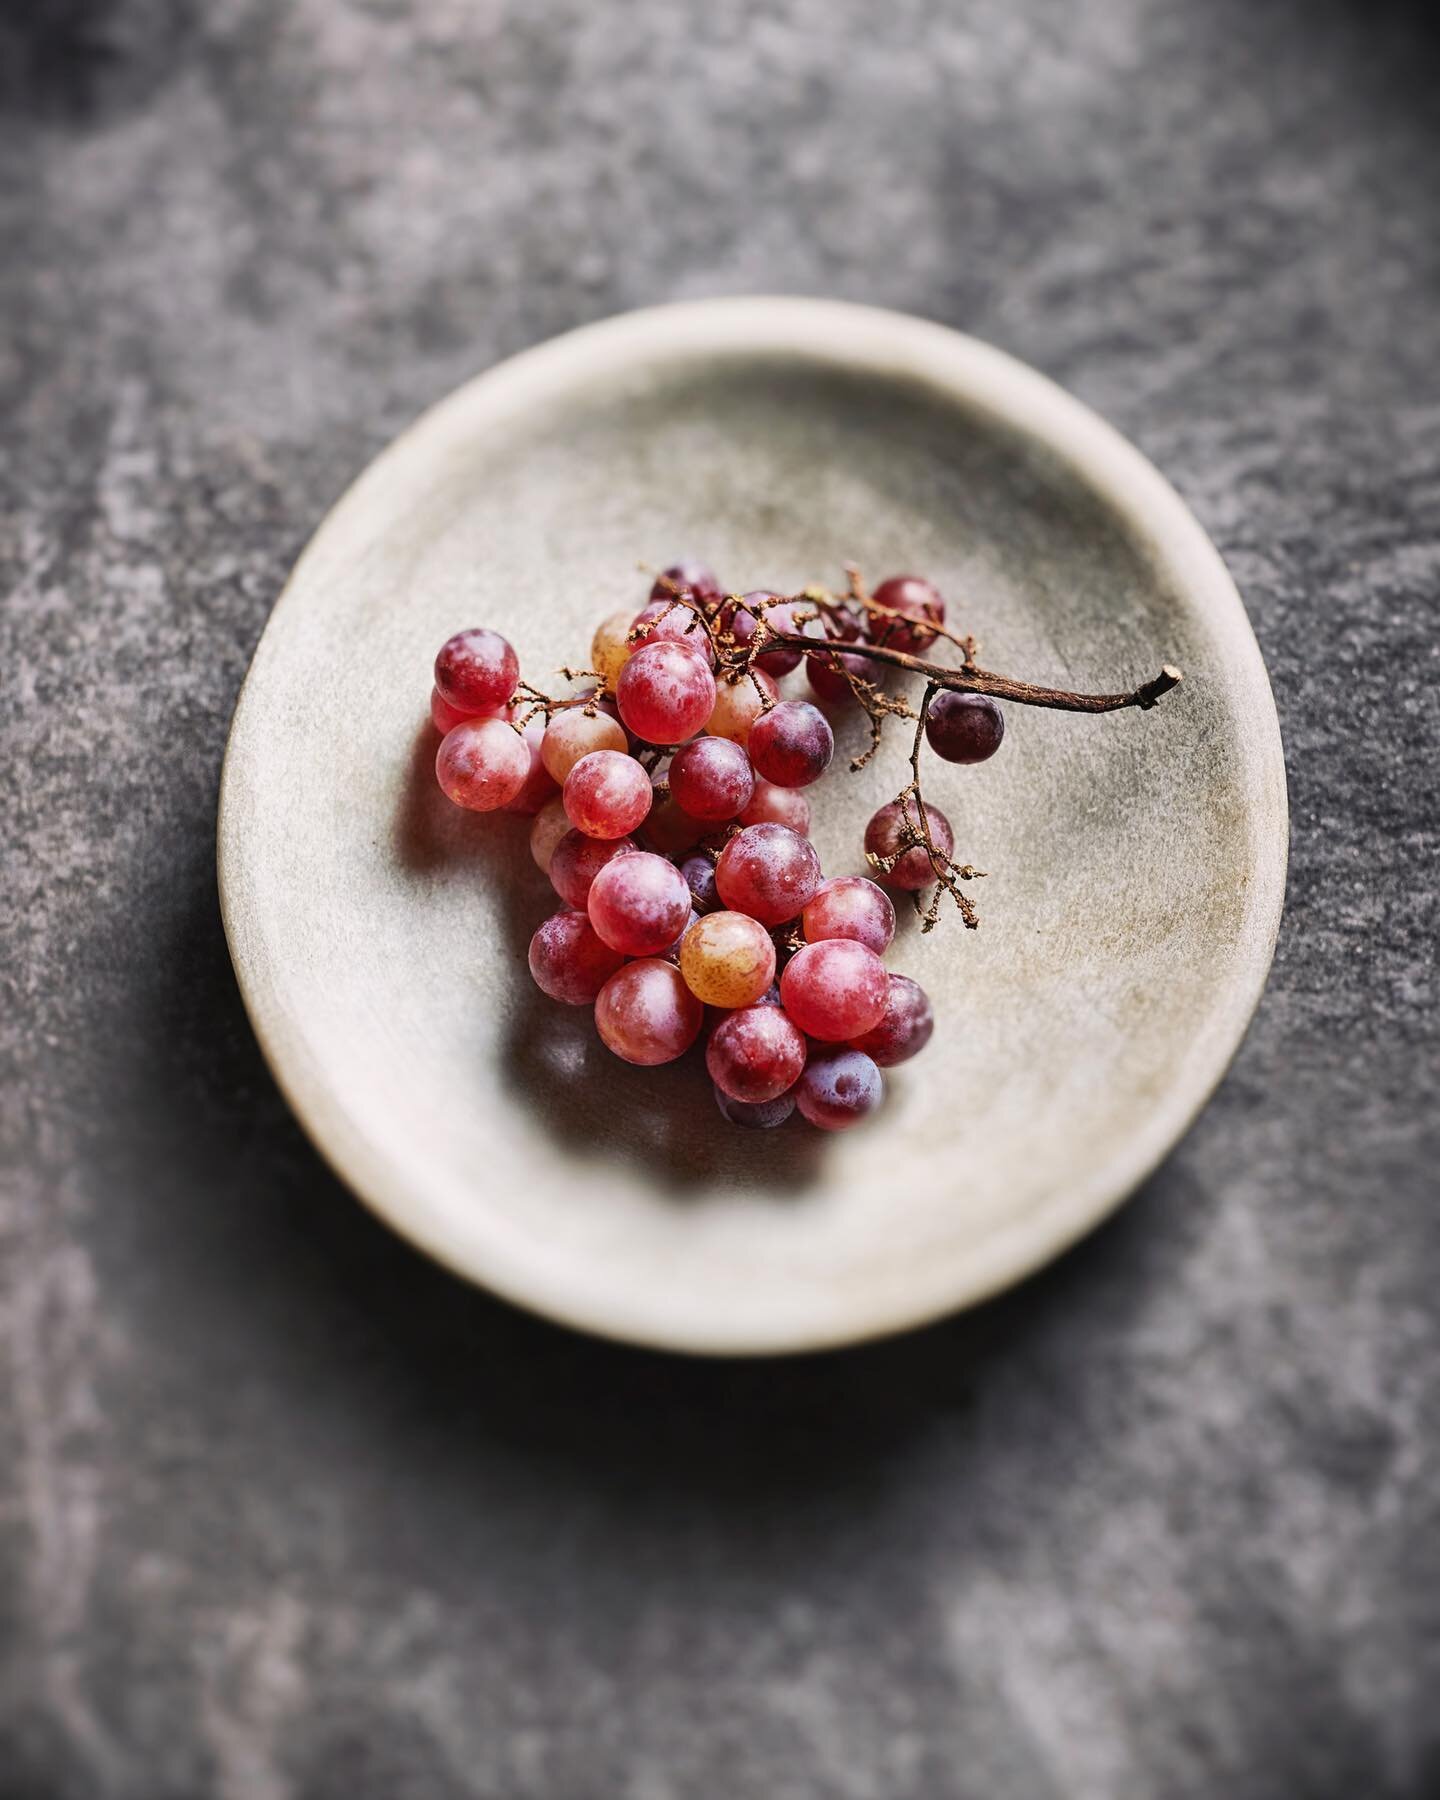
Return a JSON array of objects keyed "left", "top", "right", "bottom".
[{"left": 218, "top": 295, "right": 1289, "bottom": 1356}]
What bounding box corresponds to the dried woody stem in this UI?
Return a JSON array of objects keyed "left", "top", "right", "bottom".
[{"left": 529, "top": 566, "right": 1182, "bottom": 932}]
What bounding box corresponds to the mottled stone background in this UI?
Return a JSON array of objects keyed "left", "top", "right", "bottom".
[{"left": 2, "top": 1, "right": 1437, "bottom": 1796}]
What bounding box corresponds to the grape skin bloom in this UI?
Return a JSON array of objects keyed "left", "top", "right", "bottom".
[
  {"left": 586, "top": 850, "right": 693, "bottom": 956},
  {"left": 528, "top": 910, "right": 625, "bottom": 1006},
  {"left": 679, "top": 910, "right": 777, "bottom": 1009},
  {"left": 616, "top": 640, "right": 717, "bottom": 745},
  {"left": 848, "top": 973, "right": 935, "bottom": 1067},
  {"left": 435, "top": 717, "right": 529, "bottom": 811},
  {"left": 796, "top": 1048, "right": 884, "bottom": 1131},
  {"left": 563, "top": 749, "right": 653, "bottom": 839},
  {"left": 548, "top": 829, "right": 638, "bottom": 909},
  {"left": 802, "top": 877, "right": 896, "bottom": 955},
  {"left": 779, "top": 939, "right": 890, "bottom": 1041},
  {"left": 706, "top": 1004, "right": 807, "bottom": 1104},
  {"left": 715, "top": 823, "right": 822, "bottom": 926},
  {"left": 594, "top": 960, "right": 704, "bottom": 1066},
  {"left": 748, "top": 700, "right": 835, "bottom": 789}
]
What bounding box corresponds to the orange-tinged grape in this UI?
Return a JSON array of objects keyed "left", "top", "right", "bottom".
[
  {"left": 594, "top": 959, "right": 704, "bottom": 1065},
  {"left": 679, "top": 910, "right": 776, "bottom": 1009},
  {"left": 541, "top": 707, "right": 627, "bottom": 783},
  {"left": 435, "top": 717, "right": 528, "bottom": 811},
  {"left": 590, "top": 609, "right": 635, "bottom": 691},
  {"left": 707, "top": 669, "right": 778, "bottom": 745},
  {"left": 529, "top": 796, "right": 571, "bottom": 873}
]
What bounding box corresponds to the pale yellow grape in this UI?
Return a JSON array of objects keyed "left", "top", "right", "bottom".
[
  {"left": 529, "top": 796, "right": 571, "bottom": 873},
  {"left": 679, "top": 910, "right": 776, "bottom": 1009},
  {"left": 590, "top": 608, "right": 636, "bottom": 692},
  {"left": 707, "top": 669, "right": 778, "bottom": 746},
  {"left": 540, "top": 707, "right": 627, "bottom": 783}
]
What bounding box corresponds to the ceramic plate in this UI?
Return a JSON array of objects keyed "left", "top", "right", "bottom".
[{"left": 218, "top": 298, "right": 1286, "bottom": 1355}]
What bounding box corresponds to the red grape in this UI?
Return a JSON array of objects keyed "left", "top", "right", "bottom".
[
  {"left": 616, "top": 640, "right": 717, "bottom": 745},
  {"left": 805, "top": 645, "right": 871, "bottom": 706},
  {"left": 779, "top": 939, "right": 889, "bottom": 1040},
  {"left": 707, "top": 669, "right": 778, "bottom": 746},
  {"left": 650, "top": 561, "right": 722, "bottom": 605},
  {"left": 549, "top": 829, "right": 638, "bottom": 908},
  {"left": 739, "top": 779, "right": 811, "bottom": 835},
  {"left": 795, "top": 1048, "right": 883, "bottom": 1131},
  {"left": 706, "top": 1004, "right": 807, "bottom": 1104},
  {"left": 679, "top": 910, "right": 777, "bottom": 1009},
  {"left": 714, "top": 823, "right": 822, "bottom": 926},
  {"left": 725, "top": 592, "right": 808, "bottom": 675},
  {"left": 502, "top": 718, "right": 560, "bottom": 816},
  {"left": 631, "top": 599, "right": 715, "bottom": 666},
  {"left": 430, "top": 686, "right": 472, "bottom": 735},
  {"left": 714, "top": 1085, "right": 796, "bottom": 1129},
  {"left": 849, "top": 973, "right": 934, "bottom": 1066},
  {"left": 594, "top": 960, "right": 704, "bottom": 1066},
  {"left": 528, "top": 910, "right": 625, "bottom": 1005},
  {"left": 529, "top": 796, "right": 571, "bottom": 872},
  {"left": 541, "top": 706, "right": 627, "bottom": 782},
  {"left": 680, "top": 853, "right": 719, "bottom": 912},
  {"left": 668, "top": 736, "right": 755, "bottom": 821},
  {"left": 864, "top": 799, "right": 954, "bottom": 891},
  {"left": 586, "top": 850, "right": 693, "bottom": 956},
  {"left": 435, "top": 717, "right": 529, "bottom": 811},
  {"left": 563, "top": 749, "right": 652, "bottom": 839},
  {"left": 869, "top": 575, "right": 945, "bottom": 655},
  {"left": 802, "top": 877, "right": 896, "bottom": 955},
  {"left": 434, "top": 627, "right": 518, "bottom": 715},
  {"left": 925, "top": 692, "right": 1005, "bottom": 763},
  {"left": 748, "top": 699, "right": 834, "bottom": 788}
]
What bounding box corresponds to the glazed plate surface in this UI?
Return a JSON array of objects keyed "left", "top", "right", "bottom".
[{"left": 218, "top": 298, "right": 1286, "bottom": 1354}]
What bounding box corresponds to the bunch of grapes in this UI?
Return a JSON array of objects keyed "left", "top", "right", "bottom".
[{"left": 427, "top": 562, "right": 1009, "bottom": 1132}]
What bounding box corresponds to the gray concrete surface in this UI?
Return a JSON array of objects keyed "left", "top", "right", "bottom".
[{"left": 2, "top": 1, "right": 1437, "bottom": 1796}]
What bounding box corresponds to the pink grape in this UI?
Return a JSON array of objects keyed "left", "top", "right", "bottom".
[
  {"left": 925, "top": 692, "right": 1005, "bottom": 764},
  {"left": 706, "top": 1005, "right": 807, "bottom": 1104},
  {"left": 503, "top": 718, "right": 560, "bottom": 816},
  {"left": 680, "top": 853, "right": 719, "bottom": 912},
  {"left": 739, "top": 779, "right": 811, "bottom": 835},
  {"left": 714, "top": 1084, "right": 796, "bottom": 1129},
  {"left": 795, "top": 1048, "right": 883, "bottom": 1131},
  {"left": 594, "top": 959, "right": 704, "bottom": 1066},
  {"left": 725, "top": 592, "right": 808, "bottom": 675},
  {"left": 586, "top": 850, "right": 693, "bottom": 956},
  {"left": 805, "top": 645, "right": 870, "bottom": 706},
  {"left": 541, "top": 706, "right": 627, "bottom": 782},
  {"left": 430, "top": 686, "right": 472, "bottom": 734},
  {"left": 779, "top": 939, "right": 889, "bottom": 1040},
  {"left": 528, "top": 910, "right": 626, "bottom": 1005},
  {"left": 849, "top": 973, "right": 935, "bottom": 1066},
  {"left": 802, "top": 877, "right": 896, "bottom": 954},
  {"left": 631, "top": 599, "right": 716, "bottom": 666},
  {"left": 679, "top": 910, "right": 776, "bottom": 1009},
  {"left": 715, "top": 823, "right": 821, "bottom": 926},
  {"left": 651, "top": 561, "right": 722, "bottom": 605},
  {"left": 642, "top": 769, "right": 704, "bottom": 856},
  {"left": 434, "top": 627, "right": 518, "bottom": 715},
  {"left": 707, "top": 669, "right": 778, "bottom": 746},
  {"left": 748, "top": 699, "right": 834, "bottom": 789},
  {"left": 864, "top": 799, "right": 954, "bottom": 891},
  {"left": 563, "top": 749, "right": 652, "bottom": 839},
  {"left": 549, "top": 829, "right": 638, "bottom": 908},
  {"left": 435, "top": 717, "right": 529, "bottom": 811},
  {"left": 869, "top": 575, "right": 945, "bottom": 655},
  {"left": 529, "top": 796, "right": 571, "bottom": 873},
  {"left": 668, "top": 736, "right": 755, "bottom": 821},
  {"left": 616, "top": 640, "right": 717, "bottom": 745}
]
